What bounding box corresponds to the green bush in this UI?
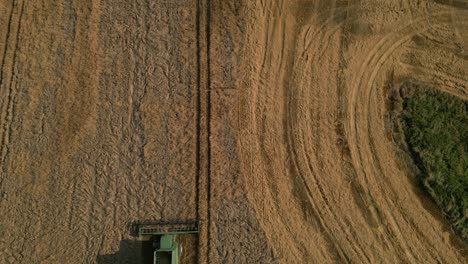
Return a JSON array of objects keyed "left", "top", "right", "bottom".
[{"left": 402, "top": 89, "right": 467, "bottom": 240}]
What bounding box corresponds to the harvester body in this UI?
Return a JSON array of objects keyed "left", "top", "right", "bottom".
[{"left": 138, "top": 221, "right": 198, "bottom": 264}]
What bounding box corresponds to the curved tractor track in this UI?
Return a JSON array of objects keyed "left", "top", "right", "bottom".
[{"left": 212, "top": 0, "right": 467, "bottom": 263}]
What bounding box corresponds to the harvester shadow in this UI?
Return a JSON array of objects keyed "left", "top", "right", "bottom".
[
  {"left": 434, "top": 0, "right": 468, "bottom": 10},
  {"left": 96, "top": 239, "right": 154, "bottom": 264}
]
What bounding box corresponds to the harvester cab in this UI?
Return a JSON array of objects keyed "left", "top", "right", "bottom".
[{"left": 138, "top": 221, "right": 199, "bottom": 264}]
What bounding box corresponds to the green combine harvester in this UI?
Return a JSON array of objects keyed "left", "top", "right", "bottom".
[{"left": 138, "top": 221, "right": 199, "bottom": 264}]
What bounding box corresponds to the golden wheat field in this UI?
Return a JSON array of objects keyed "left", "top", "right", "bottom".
[{"left": 0, "top": 0, "right": 467, "bottom": 263}]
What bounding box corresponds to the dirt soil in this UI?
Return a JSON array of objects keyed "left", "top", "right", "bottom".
[{"left": 0, "top": 0, "right": 467, "bottom": 263}]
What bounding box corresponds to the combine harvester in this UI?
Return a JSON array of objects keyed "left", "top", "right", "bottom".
[{"left": 138, "top": 221, "right": 199, "bottom": 264}]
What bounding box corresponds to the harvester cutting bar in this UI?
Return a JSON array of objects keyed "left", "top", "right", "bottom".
[{"left": 138, "top": 221, "right": 199, "bottom": 236}]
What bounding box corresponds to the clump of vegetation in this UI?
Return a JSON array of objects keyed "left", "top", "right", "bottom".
[{"left": 402, "top": 88, "right": 467, "bottom": 240}]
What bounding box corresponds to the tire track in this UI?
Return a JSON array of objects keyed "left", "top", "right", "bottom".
[
  {"left": 304, "top": 7, "right": 462, "bottom": 261},
  {"left": 237, "top": 1, "right": 372, "bottom": 262},
  {"left": 234, "top": 1, "right": 305, "bottom": 261},
  {"left": 287, "top": 55, "right": 372, "bottom": 264},
  {"left": 400, "top": 63, "right": 468, "bottom": 99},
  {"left": 195, "top": 0, "right": 210, "bottom": 263},
  {"left": 348, "top": 18, "right": 434, "bottom": 263},
  {"left": 363, "top": 12, "right": 468, "bottom": 248},
  {"left": 283, "top": 2, "right": 378, "bottom": 261},
  {"left": 244, "top": 1, "right": 466, "bottom": 262},
  {"left": 0, "top": 0, "right": 16, "bottom": 92},
  {"left": 244, "top": 1, "right": 325, "bottom": 261},
  {"left": 255, "top": 4, "right": 338, "bottom": 261},
  {"left": 205, "top": 0, "right": 212, "bottom": 262},
  {"left": 344, "top": 8, "right": 467, "bottom": 263},
  {"left": 0, "top": 0, "right": 24, "bottom": 200},
  {"left": 238, "top": 1, "right": 370, "bottom": 262}
]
